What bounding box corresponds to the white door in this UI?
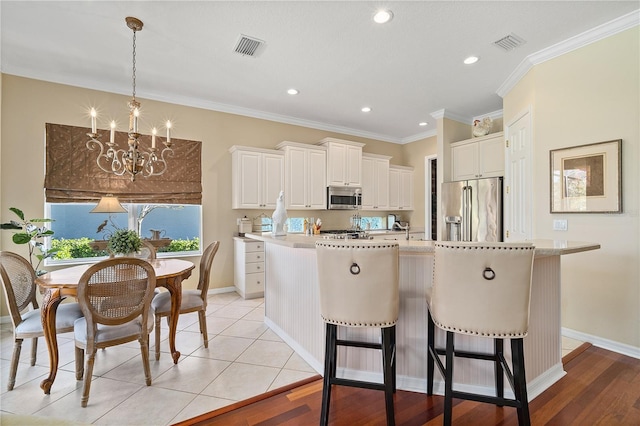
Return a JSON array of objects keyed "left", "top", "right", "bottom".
[{"left": 505, "top": 109, "right": 533, "bottom": 241}]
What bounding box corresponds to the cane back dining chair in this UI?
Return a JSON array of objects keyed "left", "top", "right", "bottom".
[
  {"left": 427, "top": 242, "right": 535, "bottom": 426},
  {"left": 0, "top": 251, "right": 84, "bottom": 391},
  {"left": 151, "top": 241, "right": 220, "bottom": 360},
  {"left": 315, "top": 240, "right": 400, "bottom": 426},
  {"left": 74, "top": 257, "right": 156, "bottom": 407}
]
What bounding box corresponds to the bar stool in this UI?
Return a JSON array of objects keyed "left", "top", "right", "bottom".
[
  {"left": 316, "top": 240, "right": 400, "bottom": 426},
  {"left": 426, "top": 242, "right": 535, "bottom": 426}
]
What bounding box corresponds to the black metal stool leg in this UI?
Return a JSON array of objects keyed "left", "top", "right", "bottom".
[
  {"left": 443, "top": 331, "right": 455, "bottom": 426},
  {"left": 321, "top": 323, "right": 337, "bottom": 426},
  {"left": 390, "top": 325, "right": 397, "bottom": 393},
  {"left": 427, "top": 310, "right": 435, "bottom": 395},
  {"left": 495, "top": 338, "right": 504, "bottom": 405},
  {"left": 511, "top": 338, "right": 531, "bottom": 426},
  {"left": 382, "top": 326, "right": 396, "bottom": 426}
]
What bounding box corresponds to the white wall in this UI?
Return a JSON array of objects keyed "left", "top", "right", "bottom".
[{"left": 504, "top": 27, "right": 640, "bottom": 349}]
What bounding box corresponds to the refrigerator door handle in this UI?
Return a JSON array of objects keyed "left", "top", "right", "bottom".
[{"left": 462, "top": 185, "right": 471, "bottom": 241}]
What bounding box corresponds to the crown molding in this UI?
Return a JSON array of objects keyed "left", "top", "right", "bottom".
[
  {"left": 497, "top": 9, "right": 639, "bottom": 98},
  {"left": 400, "top": 129, "right": 438, "bottom": 144},
  {"left": 429, "top": 109, "right": 470, "bottom": 124}
]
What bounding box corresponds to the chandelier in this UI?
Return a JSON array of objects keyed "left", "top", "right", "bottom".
[{"left": 86, "top": 17, "right": 173, "bottom": 182}]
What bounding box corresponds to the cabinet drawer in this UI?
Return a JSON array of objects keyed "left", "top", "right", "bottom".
[
  {"left": 246, "top": 242, "right": 264, "bottom": 253},
  {"left": 245, "top": 272, "right": 265, "bottom": 292},
  {"left": 245, "top": 251, "right": 264, "bottom": 263},
  {"left": 245, "top": 262, "right": 264, "bottom": 274}
]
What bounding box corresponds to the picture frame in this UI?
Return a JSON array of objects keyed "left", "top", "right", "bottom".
[{"left": 550, "top": 139, "right": 622, "bottom": 213}]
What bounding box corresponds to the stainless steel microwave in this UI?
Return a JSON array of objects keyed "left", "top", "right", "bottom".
[{"left": 327, "top": 186, "right": 362, "bottom": 210}]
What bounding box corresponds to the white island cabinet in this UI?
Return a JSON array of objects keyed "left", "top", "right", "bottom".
[{"left": 245, "top": 233, "right": 599, "bottom": 400}]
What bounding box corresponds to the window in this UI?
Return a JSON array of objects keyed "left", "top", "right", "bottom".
[
  {"left": 46, "top": 203, "right": 201, "bottom": 263},
  {"left": 361, "top": 216, "right": 385, "bottom": 230},
  {"left": 284, "top": 216, "right": 386, "bottom": 233}
]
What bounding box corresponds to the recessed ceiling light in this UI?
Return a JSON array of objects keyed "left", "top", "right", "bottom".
[
  {"left": 373, "top": 9, "right": 393, "bottom": 24},
  {"left": 464, "top": 56, "right": 479, "bottom": 65},
  {"left": 419, "top": 122, "right": 428, "bottom": 126},
  {"left": 361, "top": 107, "right": 372, "bottom": 113},
  {"left": 287, "top": 88, "right": 299, "bottom": 95}
]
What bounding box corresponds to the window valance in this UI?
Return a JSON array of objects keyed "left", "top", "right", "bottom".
[{"left": 45, "top": 123, "right": 202, "bottom": 204}]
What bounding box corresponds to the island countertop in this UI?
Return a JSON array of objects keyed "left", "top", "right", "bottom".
[{"left": 244, "top": 232, "right": 600, "bottom": 256}]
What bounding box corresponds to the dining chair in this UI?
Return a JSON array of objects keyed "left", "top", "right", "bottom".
[
  {"left": 0, "top": 251, "right": 84, "bottom": 391},
  {"left": 74, "top": 257, "right": 156, "bottom": 407},
  {"left": 426, "top": 242, "right": 535, "bottom": 426},
  {"left": 151, "top": 241, "right": 220, "bottom": 360}
]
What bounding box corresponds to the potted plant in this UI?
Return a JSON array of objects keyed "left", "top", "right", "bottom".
[
  {"left": 1, "top": 207, "right": 57, "bottom": 276},
  {"left": 107, "top": 229, "right": 142, "bottom": 256}
]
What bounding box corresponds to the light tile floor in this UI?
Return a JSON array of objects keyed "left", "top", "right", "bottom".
[
  {"left": 561, "top": 335, "right": 585, "bottom": 358},
  {"left": 0, "top": 292, "right": 318, "bottom": 425}
]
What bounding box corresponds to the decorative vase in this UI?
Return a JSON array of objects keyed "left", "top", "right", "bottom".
[{"left": 272, "top": 190, "right": 288, "bottom": 236}]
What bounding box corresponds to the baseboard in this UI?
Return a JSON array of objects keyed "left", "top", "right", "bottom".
[
  {"left": 562, "top": 327, "right": 640, "bottom": 359},
  {"left": 207, "top": 286, "right": 238, "bottom": 295}
]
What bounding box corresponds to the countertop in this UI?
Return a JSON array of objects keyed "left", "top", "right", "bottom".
[{"left": 243, "top": 232, "right": 600, "bottom": 256}]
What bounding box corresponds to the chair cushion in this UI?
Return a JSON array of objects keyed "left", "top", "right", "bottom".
[
  {"left": 151, "top": 290, "right": 204, "bottom": 315},
  {"left": 74, "top": 311, "right": 154, "bottom": 345},
  {"left": 15, "top": 303, "right": 84, "bottom": 335}
]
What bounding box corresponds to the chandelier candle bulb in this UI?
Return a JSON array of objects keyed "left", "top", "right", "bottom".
[
  {"left": 133, "top": 108, "right": 139, "bottom": 133},
  {"left": 166, "top": 121, "right": 171, "bottom": 143},
  {"left": 90, "top": 108, "right": 97, "bottom": 134},
  {"left": 110, "top": 121, "right": 116, "bottom": 143},
  {"left": 151, "top": 128, "right": 157, "bottom": 148}
]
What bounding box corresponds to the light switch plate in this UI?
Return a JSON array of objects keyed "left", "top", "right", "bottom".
[{"left": 553, "top": 219, "right": 568, "bottom": 231}]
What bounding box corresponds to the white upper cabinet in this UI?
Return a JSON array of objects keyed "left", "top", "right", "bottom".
[
  {"left": 316, "top": 137, "right": 364, "bottom": 187},
  {"left": 276, "top": 141, "right": 327, "bottom": 210},
  {"left": 361, "top": 153, "right": 391, "bottom": 210},
  {"left": 389, "top": 165, "right": 414, "bottom": 210},
  {"left": 451, "top": 132, "right": 504, "bottom": 181},
  {"left": 230, "top": 146, "right": 284, "bottom": 209}
]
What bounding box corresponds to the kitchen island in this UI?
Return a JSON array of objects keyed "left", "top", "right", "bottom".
[{"left": 245, "top": 232, "right": 599, "bottom": 400}]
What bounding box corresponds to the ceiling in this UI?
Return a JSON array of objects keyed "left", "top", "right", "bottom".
[{"left": 1, "top": 1, "right": 638, "bottom": 144}]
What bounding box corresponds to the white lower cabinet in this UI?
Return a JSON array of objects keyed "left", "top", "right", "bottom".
[{"left": 234, "top": 238, "right": 265, "bottom": 299}]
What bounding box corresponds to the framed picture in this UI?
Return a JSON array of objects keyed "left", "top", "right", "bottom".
[{"left": 550, "top": 139, "right": 622, "bottom": 213}]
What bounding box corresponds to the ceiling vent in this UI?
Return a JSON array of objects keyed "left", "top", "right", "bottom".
[
  {"left": 234, "top": 34, "right": 265, "bottom": 57},
  {"left": 493, "top": 33, "right": 526, "bottom": 51}
]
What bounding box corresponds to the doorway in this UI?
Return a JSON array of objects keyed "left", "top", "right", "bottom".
[{"left": 425, "top": 155, "right": 437, "bottom": 241}]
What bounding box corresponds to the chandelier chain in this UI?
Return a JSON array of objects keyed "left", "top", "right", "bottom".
[{"left": 131, "top": 29, "right": 137, "bottom": 100}]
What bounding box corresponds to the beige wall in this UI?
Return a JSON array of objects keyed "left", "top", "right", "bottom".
[
  {"left": 504, "top": 27, "right": 640, "bottom": 348},
  {"left": 0, "top": 74, "right": 423, "bottom": 316}
]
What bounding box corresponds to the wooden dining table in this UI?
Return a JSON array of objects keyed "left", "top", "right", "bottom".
[{"left": 36, "top": 258, "right": 195, "bottom": 394}]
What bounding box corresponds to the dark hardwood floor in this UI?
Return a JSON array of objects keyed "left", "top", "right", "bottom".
[{"left": 176, "top": 343, "right": 640, "bottom": 425}]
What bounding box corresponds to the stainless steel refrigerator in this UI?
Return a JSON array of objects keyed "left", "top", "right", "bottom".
[{"left": 441, "top": 177, "right": 503, "bottom": 242}]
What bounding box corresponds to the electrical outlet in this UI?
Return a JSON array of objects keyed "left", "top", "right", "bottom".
[{"left": 553, "top": 219, "right": 568, "bottom": 231}]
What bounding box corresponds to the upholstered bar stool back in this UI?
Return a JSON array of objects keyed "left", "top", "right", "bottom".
[
  {"left": 427, "top": 242, "right": 535, "bottom": 426},
  {"left": 316, "top": 240, "right": 399, "bottom": 426}
]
